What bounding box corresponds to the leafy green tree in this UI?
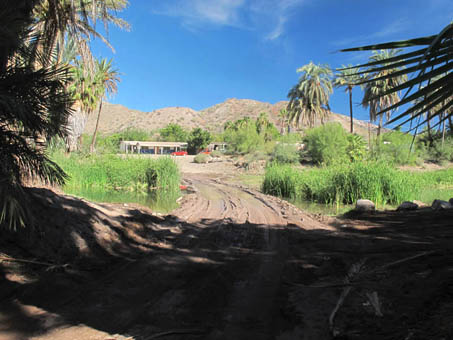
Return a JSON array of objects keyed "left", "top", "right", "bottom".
[
  {"left": 334, "top": 65, "right": 363, "bottom": 133},
  {"left": 90, "top": 58, "right": 120, "bottom": 152},
  {"left": 187, "top": 128, "right": 212, "bottom": 154},
  {"left": 160, "top": 123, "right": 189, "bottom": 142},
  {"left": 361, "top": 50, "right": 408, "bottom": 136},
  {"left": 224, "top": 123, "right": 263, "bottom": 154},
  {"left": 303, "top": 123, "right": 350, "bottom": 165},
  {"left": 287, "top": 62, "right": 333, "bottom": 127},
  {"left": 1, "top": 0, "right": 72, "bottom": 229}
]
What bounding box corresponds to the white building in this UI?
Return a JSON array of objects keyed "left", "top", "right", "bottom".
[{"left": 120, "top": 141, "right": 188, "bottom": 155}]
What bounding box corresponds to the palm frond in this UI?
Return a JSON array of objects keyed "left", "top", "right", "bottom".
[{"left": 341, "top": 23, "right": 453, "bottom": 130}]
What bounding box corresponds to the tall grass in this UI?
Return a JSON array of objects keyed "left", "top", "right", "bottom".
[
  {"left": 263, "top": 162, "right": 421, "bottom": 207},
  {"left": 52, "top": 152, "right": 180, "bottom": 194},
  {"left": 414, "top": 168, "right": 453, "bottom": 187}
]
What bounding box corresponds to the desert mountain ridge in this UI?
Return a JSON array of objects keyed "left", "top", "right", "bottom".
[{"left": 83, "top": 98, "right": 377, "bottom": 137}]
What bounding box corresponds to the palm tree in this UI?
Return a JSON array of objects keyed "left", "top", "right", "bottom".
[
  {"left": 66, "top": 59, "right": 100, "bottom": 151},
  {"left": 278, "top": 108, "right": 290, "bottom": 133},
  {"left": 287, "top": 62, "right": 333, "bottom": 127},
  {"left": 1, "top": 0, "right": 72, "bottom": 229},
  {"left": 334, "top": 65, "right": 363, "bottom": 133},
  {"left": 224, "top": 121, "right": 233, "bottom": 131},
  {"left": 90, "top": 58, "right": 120, "bottom": 152},
  {"left": 256, "top": 112, "right": 270, "bottom": 135},
  {"left": 32, "top": 0, "right": 129, "bottom": 67},
  {"left": 361, "top": 50, "right": 408, "bottom": 136},
  {"left": 340, "top": 23, "right": 453, "bottom": 131}
]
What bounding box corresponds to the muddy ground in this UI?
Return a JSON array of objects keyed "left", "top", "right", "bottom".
[{"left": 0, "top": 160, "right": 452, "bottom": 340}]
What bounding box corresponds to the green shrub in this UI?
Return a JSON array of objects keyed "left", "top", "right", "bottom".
[
  {"left": 272, "top": 143, "right": 300, "bottom": 164},
  {"left": 210, "top": 150, "right": 222, "bottom": 158},
  {"left": 194, "top": 153, "right": 210, "bottom": 163},
  {"left": 430, "top": 137, "right": 453, "bottom": 163},
  {"left": 224, "top": 124, "right": 264, "bottom": 154},
  {"left": 346, "top": 134, "right": 367, "bottom": 162},
  {"left": 278, "top": 133, "right": 302, "bottom": 144},
  {"left": 372, "top": 131, "right": 420, "bottom": 165},
  {"left": 303, "top": 123, "right": 349, "bottom": 165},
  {"left": 120, "top": 128, "right": 151, "bottom": 141}
]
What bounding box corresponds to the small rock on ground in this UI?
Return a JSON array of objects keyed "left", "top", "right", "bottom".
[{"left": 355, "top": 199, "right": 375, "bottom": 212}]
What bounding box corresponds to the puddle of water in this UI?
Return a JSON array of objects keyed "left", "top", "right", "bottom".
[
  {"left": 63, "top": 187, "right": 180, "bottom": 213},
  {"left": 289, "top": 200, "right": 355, "bottom": 216}
]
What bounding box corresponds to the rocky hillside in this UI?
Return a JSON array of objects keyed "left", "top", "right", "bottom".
[{"left": 83, "top": 98, "right": 377, "bottom": 137}]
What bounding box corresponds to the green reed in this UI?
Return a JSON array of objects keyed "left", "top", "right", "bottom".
[
  {"left": 263, "top": 161, "right": 422, "bottom": 207},
  {"left": 52, "top": 152, "right": 180, "bottom": 194}
]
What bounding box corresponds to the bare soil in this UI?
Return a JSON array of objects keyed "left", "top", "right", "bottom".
[{"left": 0, "top": 161, "right": 452, "bottom": 340}]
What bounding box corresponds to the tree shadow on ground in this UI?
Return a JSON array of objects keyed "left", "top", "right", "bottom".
[{"left": 0, "top": 189, "right": 452, "bottom": 339}]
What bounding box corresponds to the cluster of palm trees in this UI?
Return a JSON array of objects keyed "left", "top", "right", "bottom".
[
  {"left": 0, "top": 0, "right": 128, "bottom": 229},
  {"left": 224, "top": 113, "right": 278, "bottom": 142},
  {"left": 287, "top": 50, "right": 415, "bottom": 136},
  {"left": 66, "top": 56, "right": 120, "bottom": 152}
]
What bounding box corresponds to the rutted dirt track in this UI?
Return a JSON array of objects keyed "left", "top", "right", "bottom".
[
  {"left": 0, "top": 172, "right": 452, "bottom": 339},
  {"left": 175, "top": 174, "right": 326, "bottom": 227}
]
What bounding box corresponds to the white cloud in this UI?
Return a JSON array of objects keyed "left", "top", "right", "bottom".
[
  {"left": 153, "top": 0, "right": 245, "bottom": 29},
  {"left": 151, "top": 0, "right": 306, "bottom": 40},
  {"left": 371, "top": 18, "right": 410, "bottom": 39},
  {"left": 250, "top": 0, "right": 305, "bottom": 40},
  {"left": 332, "top": 18, "right": 410, "bottom": 48}
]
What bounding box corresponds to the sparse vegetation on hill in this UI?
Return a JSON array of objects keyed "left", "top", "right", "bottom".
[{"left": 83, "top": 99, "right": 379, "bottom": 138}]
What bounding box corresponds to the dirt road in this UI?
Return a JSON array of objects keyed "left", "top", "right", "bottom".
[{"left": 0, "top": 171, "right": 452, "bottom": 340}]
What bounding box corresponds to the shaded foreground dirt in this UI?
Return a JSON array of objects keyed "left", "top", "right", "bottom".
[{"left": 0, "top": 175, "right": 452, "bottom": 340}]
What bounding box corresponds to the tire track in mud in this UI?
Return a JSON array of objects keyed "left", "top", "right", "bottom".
[
  {"left": 174, "top": 175, "right": 317, "bottom": 228},
  {"left": 171, "top": 174, "right": 329, "bottom": 339}
]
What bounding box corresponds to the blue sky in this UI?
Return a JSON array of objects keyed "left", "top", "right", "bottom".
[{"left": 91, "top": 0, "right": 453, "bottom": 126}]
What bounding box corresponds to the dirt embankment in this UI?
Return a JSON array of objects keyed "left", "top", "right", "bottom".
[{"left": 0, "top": 163, "right": 452, "bottom": 340}]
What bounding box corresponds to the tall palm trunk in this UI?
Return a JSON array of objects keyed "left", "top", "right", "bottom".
[
  {"left": 348, "top": 87, "right": 353, "bottom": 133},
  {"left": 377, "top": 114, "right": 383, "bottom": 137},
  {"left": 90, "top": 99, "right": 103, "bottom": 153}
]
